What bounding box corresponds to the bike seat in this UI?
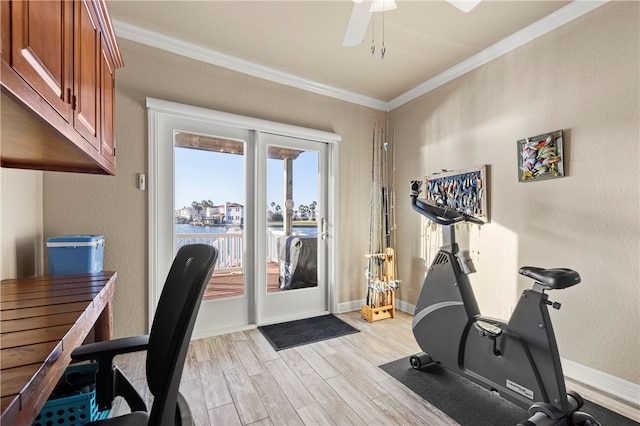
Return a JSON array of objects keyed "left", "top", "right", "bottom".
[{"left": 519, "top": 266, "right": 581, "bottom": 289}]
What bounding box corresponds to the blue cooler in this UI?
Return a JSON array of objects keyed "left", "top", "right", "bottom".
[{"left": 47, "top": 235, "right": 105, "bottom": 276}]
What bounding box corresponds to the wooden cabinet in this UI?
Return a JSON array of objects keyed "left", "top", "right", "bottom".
[
  {"left": 100, "top": 46, "right": 116, "bottom": 165},
  {"left": 0, "top": 0, "right": 123, "bottom": 175},
  {"left": 74, "top": 0, "right": 101, "bottom": 149},
  {"left": 9, "top": 0, "right": 73, "bottom": 124}
]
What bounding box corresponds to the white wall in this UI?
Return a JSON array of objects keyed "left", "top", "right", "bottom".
[{"left": 0, "top": 168, "right": 44, "bottom": 279}]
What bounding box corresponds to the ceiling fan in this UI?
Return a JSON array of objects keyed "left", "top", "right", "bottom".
[{"left": 342, "top": 0, "right": 482, "bottom": 47}]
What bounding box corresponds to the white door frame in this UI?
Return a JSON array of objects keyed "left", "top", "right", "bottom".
[{"left": 147, "top": 97, "right": 340, "bottom": 335}]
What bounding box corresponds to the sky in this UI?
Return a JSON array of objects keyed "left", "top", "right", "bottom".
[{"left": 174, "top": 146, "right": 319, "bottom": 211}]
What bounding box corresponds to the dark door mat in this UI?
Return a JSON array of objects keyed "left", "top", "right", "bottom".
[
  {"left": 258, "top": 314, "right": 359, "bottom": 351},
  {"left": 380, "top": 357, "right": 639, "bottom": 426}
]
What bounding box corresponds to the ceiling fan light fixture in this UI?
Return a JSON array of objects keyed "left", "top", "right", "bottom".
[
  {"left": 448, "top": 0, "right": 481, "bottom": 13},
  {"left": 370, "top": 0, "right": 397, "bottom": 13}
]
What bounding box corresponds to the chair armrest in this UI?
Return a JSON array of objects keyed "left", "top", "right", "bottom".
[
  {"left": 71, "top": 335, "right": 150, "bottom": 411},
  {"left": 71, "top": 335, "right": 150, "bottom": 362}
]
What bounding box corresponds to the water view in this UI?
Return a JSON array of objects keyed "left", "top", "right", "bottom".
[{"left": 175, "top": 223, "right": 317, "bottom": 235}]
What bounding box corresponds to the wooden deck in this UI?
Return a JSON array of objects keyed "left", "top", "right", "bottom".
[{"left": 203, "top": 262, "right": 281, "bottom": 300}]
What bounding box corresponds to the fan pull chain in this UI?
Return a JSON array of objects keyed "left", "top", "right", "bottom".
[
  {"left": 370, "top": 10, "right": 386, "bottom": 59},
  {"left": 381, "top": 8, "right": 386, "bottom": 59},
  {"left": 370, "top": 14, "right": 376, "bottom": 55}
]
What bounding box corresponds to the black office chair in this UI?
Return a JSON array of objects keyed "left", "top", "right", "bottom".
[{"left": 71, "top": 244, "right": 218, "bottom": 426}]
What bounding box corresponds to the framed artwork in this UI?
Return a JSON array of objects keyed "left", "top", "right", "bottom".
[
  {"left": 424, "top": 165, "right": 488, "bottom": 222},
  {"left": 518, "top": 130, "right": 564, "bottom": 182}
]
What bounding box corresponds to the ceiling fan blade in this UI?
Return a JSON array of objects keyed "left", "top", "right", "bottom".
[
  {"left": 448, "top": 0, "right": 481, "bottom": 13},
  {"left": 343, "top": 0, "right": 373, "bottom": 47}
]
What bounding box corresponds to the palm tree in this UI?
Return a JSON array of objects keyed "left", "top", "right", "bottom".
[{"left": 298, "top": 204, "right": 309, "bottom": 219}]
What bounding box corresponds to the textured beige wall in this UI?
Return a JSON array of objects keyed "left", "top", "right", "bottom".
[
  {"left": 1, "top": 168, "right": 43, "bottom": 280},
  {"left": 43, "top": 37, "right": 383, "bottom": 338},
  {"left": 390, "top": 2, "right": 639, "bottom": 383}
]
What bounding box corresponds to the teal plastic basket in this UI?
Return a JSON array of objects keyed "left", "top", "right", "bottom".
[{"left": 33, "top": 364, "right": 110, "bottom": 426}]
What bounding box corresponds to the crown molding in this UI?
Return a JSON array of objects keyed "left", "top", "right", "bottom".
[
  {"left": 387, "top": 0, "right": 608, "bottom": 110},
  {"left": 113, "top": 0, "right": 607, "bottom": 112},
  {"left": 112, "top": 20, "right": 388, "bottom": 111}
]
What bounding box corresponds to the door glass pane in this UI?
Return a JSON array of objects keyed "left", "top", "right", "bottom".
[
  {"left": 266, "top": 145, "right": 319, "bottom": 293},
  {"left": 174, "top": 132, "right": 245, "bottom": 300}
]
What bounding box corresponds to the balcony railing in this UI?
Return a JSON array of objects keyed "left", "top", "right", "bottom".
[{"left": 176, "top": 229, "right": 287, "bottom": 274}]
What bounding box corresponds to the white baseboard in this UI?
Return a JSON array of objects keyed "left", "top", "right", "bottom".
[
  {"left": 396, "top": 299, "right": 416, "bottom": 315},
  {"left": 338, "top": 298, "right": 639, "bottom": 406},
  {"left": 562, "top": 358, "right": 640, "bottom": 406},
  {"left": 337, "top": 299, "right": 364, "bottom": 313}
]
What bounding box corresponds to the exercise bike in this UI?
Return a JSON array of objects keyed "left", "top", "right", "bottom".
[{"left": 409, "top": 181, "right": 599, "bottom": 426}]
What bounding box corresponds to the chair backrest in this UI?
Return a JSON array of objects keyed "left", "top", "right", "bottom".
[{"left": 146, "top": 244, "right": 218, "bottom": 425}]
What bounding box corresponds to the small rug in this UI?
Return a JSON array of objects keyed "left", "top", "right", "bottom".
[
  {"left": 380, "top": 358, "right": 639, "bottom": 426},
  {"left": 258, "top": 314, "right": 359, "bottom": 351}
]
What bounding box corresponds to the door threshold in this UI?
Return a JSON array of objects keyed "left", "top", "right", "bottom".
[{"left": 191, "top": 323, "right": 257, "bottom": 340}]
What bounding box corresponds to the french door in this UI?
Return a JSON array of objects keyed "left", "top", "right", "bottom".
[
  {"left": 256, "top": 133, "right": 329, "bottom": 325},
  {"left": 150, "top": 114, "right": 254, "bottom": 338},
  {"left": 148, "top": 98, "right": 339, "bottom": 338}
]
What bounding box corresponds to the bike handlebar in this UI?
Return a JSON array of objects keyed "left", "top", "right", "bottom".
[{"left": 410, "top": 180, "right": 484, "bottom": 226}]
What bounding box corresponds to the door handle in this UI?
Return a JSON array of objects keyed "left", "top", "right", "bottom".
[{"left": 321, "top": 218, "right": 328, "bottom": 240}]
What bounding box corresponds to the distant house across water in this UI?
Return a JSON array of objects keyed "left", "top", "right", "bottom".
[{"left": 175, "top": 202, "right": 244, "bottom": 226}]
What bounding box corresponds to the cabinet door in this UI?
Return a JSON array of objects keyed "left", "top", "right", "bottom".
[
  {"left": 100, "top": 43, "right": 116, "bottom": 166},
  {"left": 73, "top": 0, "right": 100, "bottom": 149},
  {"left": 10, "top": 0, "right": 73, "bottom": 122},
  {"left": 1, "top": 1, "right": 10, "bottom": 61}
]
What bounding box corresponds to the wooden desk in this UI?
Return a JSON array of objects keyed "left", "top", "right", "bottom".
[{"left": 0, "top": 271, "right": 116, "bottom": 425}]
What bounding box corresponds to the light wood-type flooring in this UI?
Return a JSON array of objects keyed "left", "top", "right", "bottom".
[{"left": 110, "top": 311, "right": 640, "bottom": 425}]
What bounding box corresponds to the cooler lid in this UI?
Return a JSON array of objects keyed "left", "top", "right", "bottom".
[{"left": 46, "top": 235, "right": 104, "bottom": 247}]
